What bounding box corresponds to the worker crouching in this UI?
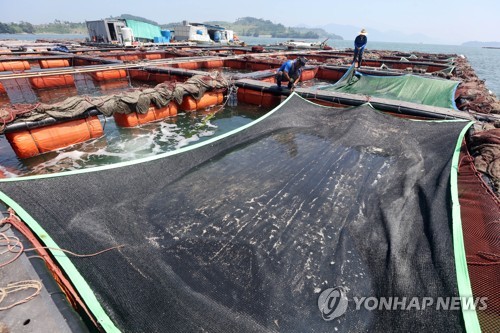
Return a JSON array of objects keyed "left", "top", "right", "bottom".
[{"left": 275, "top": 57, "right": 307, "bottom": 90}]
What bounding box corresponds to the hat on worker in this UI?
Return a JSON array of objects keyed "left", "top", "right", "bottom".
[{"left": 297, "top": 57, "right": 307, "bottom": 65}]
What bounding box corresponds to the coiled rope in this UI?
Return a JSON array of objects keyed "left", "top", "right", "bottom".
[
  {"left": 0, "top": 280, "right": 42, "bottom": 311},
  {"left": 0, "top": 208, "right": 124, "bottom": 312}
]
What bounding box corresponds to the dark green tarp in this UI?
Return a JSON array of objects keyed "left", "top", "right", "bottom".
[{"left": 321, "top": 65, "right": 460, "bottom": 109}]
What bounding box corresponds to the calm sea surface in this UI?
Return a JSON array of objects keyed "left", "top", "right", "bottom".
[{"left": 0, "top": 33, "right": 498, "bottom": 176}]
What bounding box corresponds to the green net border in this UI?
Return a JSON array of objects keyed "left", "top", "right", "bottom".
[{"left": 451, "top": 122, "right": 481, "bottom": 333}]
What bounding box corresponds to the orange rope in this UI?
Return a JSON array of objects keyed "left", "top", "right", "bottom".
[
  {"left": 24, "top": 244, "right": 125, "bottom": 258},
  {"left": 1, "top": 208, "right": 109, "bottom": 328}
]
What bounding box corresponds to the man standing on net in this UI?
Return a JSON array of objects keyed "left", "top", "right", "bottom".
[{"left": 353, "top": 29, "right": 368, "bottom": 68}]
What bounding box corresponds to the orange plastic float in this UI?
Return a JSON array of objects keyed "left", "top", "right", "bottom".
[
  {"left": 119, "top": 55, "right": 140, "bottom": 62},
  {"left": 39, "top": 59, "right": 70, "bottom": 69},
  {"left": 6, "top": 116, "right": 103, "bottom": 159},
  {"left": 144, "top": 53, "right": 162, "bottom": 60},
  {"left": 173, "top": 62, "right": 201, "bottom": 70},
  {"left": 113, "top": 102, "right": 178, "bottom": 127},
  {"left": 29, "top": 74, "right": 75, "bottom": 89},
  {"left": 237, "top": 88, "right": 281, "bottom": 107},
  {"left": 316, "top": 68, "right": 345, "bottom": 81},
  {"left": 224, "top": 60, "right": 245, "bottom": 69},
  {"left": 0, "top": 61, "right": 30, "bottom": 71},
  {"left": 180, "top": 92, "right": 224, "bottom": 111},
  {"left": 300, "top": 68, "right": 318, "bottom": 81},
  {"left": 91, "top": 70, "right": 127, "bottom": 81},
  {"left": 202, "top": 60, "right": 224, "bottom": 69}
]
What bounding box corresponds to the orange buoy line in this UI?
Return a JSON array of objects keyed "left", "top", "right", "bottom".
[
  {"left": 3, "top": 90, "right": 227, "bottom": 158},
  {"left": 0, "top": 63, "right": 148, "bottom": 80},
  {"left": 0, "top": 54, "right": 232, "bottom": 79},
  {"left": 0, "top": 49, "right": 314, "bottom": 81}
]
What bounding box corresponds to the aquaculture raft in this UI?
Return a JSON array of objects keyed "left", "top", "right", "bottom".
[{"left": 0, "top": 43, "right": 498, "bottom": 333}]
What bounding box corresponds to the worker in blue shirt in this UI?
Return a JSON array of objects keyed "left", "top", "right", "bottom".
[
  {"left": 353, "top": 29, "right": 368, "bottom": 68},
  {"left": 275, "top": 57, "right": 307, "bottom": 90}
]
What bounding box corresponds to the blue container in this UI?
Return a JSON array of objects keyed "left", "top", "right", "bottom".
[
  {"left": 154, "top": 37, "right": 161, "bottom": 43},
  {"left": 161, "top": 30, "right": 171, "bottom": 41},
  {"left": 214, "top": 31, "right": 221, "bottom": 42}
]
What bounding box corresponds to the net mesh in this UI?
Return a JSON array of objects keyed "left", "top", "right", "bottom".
[
  {"left": 0, "top": 95, "right": 474, "bottom": 332},
  {"left": 459, "top": 142, "right": 500, "bottom": 333}
]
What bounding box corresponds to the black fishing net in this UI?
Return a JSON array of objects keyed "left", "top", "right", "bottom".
[{"left": 0, "top": 94, "right": 470, "bottom": 332}]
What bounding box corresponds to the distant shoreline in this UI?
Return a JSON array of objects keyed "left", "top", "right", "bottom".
[
  {"left": 0, "top": 32, "right": 86, "bottom": 35},
  {"left": 462, "top": 41, "right": 500, "bottom": 48},
  {"left": 0, "top": 33, "right": 87, "bottom": 42}
]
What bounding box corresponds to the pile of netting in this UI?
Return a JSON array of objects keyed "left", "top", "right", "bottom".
[
  {"left": 454, "top": 56, "right": 500, "bottom": 114},
  {"left": 0, "top": 72, "right": 229, "bottom": 132},
  {"left": 470, "top": 123, "right": 500, "bottom": 194}
]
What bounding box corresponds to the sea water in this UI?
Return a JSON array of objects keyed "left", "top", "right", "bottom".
[
  {"left": 0, "top": 34, "right": 498, "bottom": 176},
  {"left": 0, "top": 103, "right": 269, "bottom": 177}
]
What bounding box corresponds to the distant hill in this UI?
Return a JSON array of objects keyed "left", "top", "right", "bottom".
[
  {"left": 320, "top": 23, "right": 443, "bottom": 44},
  {"left": 462, "top": 41, "right": 500, "bottom": 48},
  {"left": 0, "top": 14, "right": 158, "bottom": 35},
  {"left": 1, "top": 15, "right": 350, "bottom": 40},
  {"left": 165, "top": 17, "right": 343, "bottom": 40},
  {"left": 0, "top": 20, "right": 86, "bottom": 34}
]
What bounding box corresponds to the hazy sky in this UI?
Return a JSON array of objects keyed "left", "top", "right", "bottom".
[{"left": 1, "top": 0, "right": 499, "bottom": 44}]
